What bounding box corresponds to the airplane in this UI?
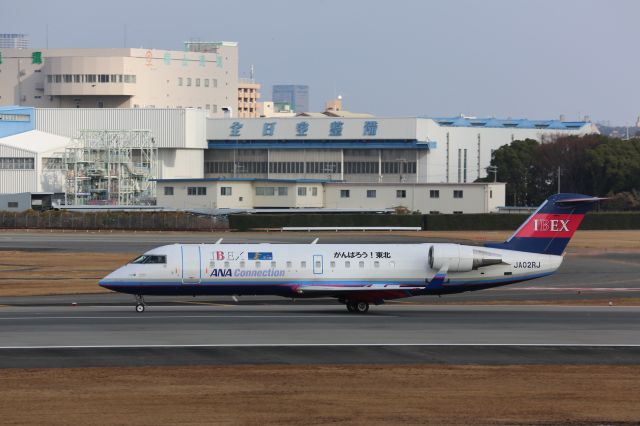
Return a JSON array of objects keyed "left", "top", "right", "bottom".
[{"left": 99, "top": 193, "right": 603, "bottom": 313}]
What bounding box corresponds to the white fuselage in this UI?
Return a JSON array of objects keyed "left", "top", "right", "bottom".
[{"left": 99, "top": 243, "right": 563, "bottom": 298}]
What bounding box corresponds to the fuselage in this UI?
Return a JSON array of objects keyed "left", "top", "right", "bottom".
[{"left": 99, "top": 242, "right": 563, "bottom": 298}]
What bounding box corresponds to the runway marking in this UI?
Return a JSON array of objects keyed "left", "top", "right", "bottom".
[
  {"left": 1, "top": 343, "right": 640, "bottom": 350},
  {"left": 513, "top": 287, "right": 640, "bottom": 292}
]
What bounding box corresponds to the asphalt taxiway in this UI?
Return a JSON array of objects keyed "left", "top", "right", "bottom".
[{"left": 0, "top": 304, "right": 639, "bottom": 368}]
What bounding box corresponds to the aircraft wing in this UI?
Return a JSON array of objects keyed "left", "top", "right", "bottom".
[{"left": 296, "top": 284, "right": 425, "bottom": 293}]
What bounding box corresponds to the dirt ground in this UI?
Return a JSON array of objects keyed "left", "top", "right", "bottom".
[
  {"left": 0, "top": 364, "right": 639, "bottom": 425},
  {"left": 0, "top": 251, "right": 133, "bottom": 296},
  {"left": 0, "top": 230, "right": 639, "bottom": 297}
]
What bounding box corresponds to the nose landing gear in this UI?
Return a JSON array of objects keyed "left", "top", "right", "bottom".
[
  {"left": 346, "top": 301, "right": 369, "bottom": 314},
  {"left": 135, "top": 295, "right": 146, "bottom": 313}
]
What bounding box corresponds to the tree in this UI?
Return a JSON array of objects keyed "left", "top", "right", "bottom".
[{"left": 481, "top": 139, "right": 539, "bottom": 206}]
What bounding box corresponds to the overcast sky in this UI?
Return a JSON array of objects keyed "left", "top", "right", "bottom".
[{"left": 2, "top": 0, "right": 638, "bottom": 124}]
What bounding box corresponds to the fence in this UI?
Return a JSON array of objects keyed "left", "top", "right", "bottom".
[{"left": 0, "top": 211, "right": 228, "bottom": 231}]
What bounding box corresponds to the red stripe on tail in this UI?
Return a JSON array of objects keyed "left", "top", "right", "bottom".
[{"left": 514, "top": 213, "right": 584, "bottom": 238}]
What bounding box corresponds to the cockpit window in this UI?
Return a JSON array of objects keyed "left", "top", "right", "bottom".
[{"left": 130, "top": 255, "right": 167, "bottom": 264}]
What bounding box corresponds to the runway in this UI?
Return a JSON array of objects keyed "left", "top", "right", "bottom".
[{"left": 1, "top": 304, "right": 639, "bottom": 367}]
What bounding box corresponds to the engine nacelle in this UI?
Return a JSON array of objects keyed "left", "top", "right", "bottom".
[{"left": 428, "top": 244, "right": 503, "bottom": 272}]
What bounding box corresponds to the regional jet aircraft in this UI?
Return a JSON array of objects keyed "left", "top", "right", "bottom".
[{"left": 100, "top": 193, "right": 602, "bottom": 313}]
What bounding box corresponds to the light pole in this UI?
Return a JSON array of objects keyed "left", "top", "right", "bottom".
[{"left": 485, "top": 165, "right": 498, "bottom": 182}]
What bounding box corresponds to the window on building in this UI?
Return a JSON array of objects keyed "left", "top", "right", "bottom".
[
  {"left": 204, "top": 79, "right": 209, "bottom": 87},
  {"left": 195, "top": 78, "right": 200, "bottom": 87},
  {"left": 256, "top": 187, "right": 275, "bottom": 196},
  {"left": 453, "top": 211, "right": 463, "bottom": 214},
  {"left": 63, "top": 74, "right": 72, "bottom": 83},
  {"left": 43, "top": 158, "right": 63, "bottom": 169},
  {"left": 312, "top": 187, "right": 318, "bottom": 196},
  {"left": 490, "top": 190, "right": 493, "bottom": 198},
  {"left": 429, "top": 211, "right": 440, "bottom": 214},
  {"left": 187, "top": 186, "right": 207, "bottom": 196},
  {"left": 7, "top": 202, "right": 18, "bottom": 208},
  {"left": 430, "top": 190, "right": 439, "bottom": 198},
  {"left": 277, "top": 187, "right": 288, "bottom": 196},
  {"left": 366, "top": 189, "right": 376, "bottom": 198},
  {"left": 186, "top": 78, "right": 192, "bottom": 86},
  {"left": 164, "top": 186, "right": 174, "bottom": 196},
  {"left": 220, "top": 186, "right": 232, "bottom": 196},
  {"left": 297, "top": 187, "right": 307, "bottom": 196},
  {"left": 340, "top": 190, "right": 350, "bottom": 198},
  {"left": 178, "top": 77, "right": 183, "bottom": 86},
  {"left": 98, "top": 74, "right": 109, "bottom": 83},
  {"left": 213, "top": 79, "right": 218, "bottom": 88},
  {"left": 397, "top": 190, "right": 407, "bottom": 198},
  {"left": 0, "top": 157, "right": 35, "bottom": 170},
  {"left": 454, "top": 190, "right": 463, "bottom": 199}
]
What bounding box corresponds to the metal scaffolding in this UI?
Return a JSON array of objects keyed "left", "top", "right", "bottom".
[{"left": 64, "top": 130, "right": 158, "bottom": 205}]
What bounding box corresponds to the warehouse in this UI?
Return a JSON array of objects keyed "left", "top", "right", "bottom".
[{"left": 0, "top": 129, "right": 69, "bottom": 194}]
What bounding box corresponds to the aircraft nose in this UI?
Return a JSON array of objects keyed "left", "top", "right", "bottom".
[{"left": 99, "top": 267, "right": 124, "bottom": 288}]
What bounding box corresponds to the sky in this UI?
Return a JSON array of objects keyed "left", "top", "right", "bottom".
[{"left": 2, "top": 0, "right": 639, "bottom": 125}]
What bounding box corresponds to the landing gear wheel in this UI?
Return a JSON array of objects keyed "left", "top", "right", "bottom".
[
  {"left": 346, "top": 303, "right": 355, "bottom": 313},
  {"left": 134, "top": 294, "right": 146, "bottom": 313},
  {"left": 355, "top": 302, "right": 369, "bottom": 313}
]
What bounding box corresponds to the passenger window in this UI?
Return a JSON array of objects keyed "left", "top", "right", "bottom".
[
  {"left": 390, "top": 261, "right": 396, "bottom": 268},
  {"left": 240, "top": 261, "right": 245, "bottom": 268},
  {"left": 301, "top": 261, "right": 307, "bottom": 268},
  {"left": 286, "top": 261, "right": 292, "bottom": 268},
  {"left": 374, "top": 261, "right": 380, "bottom": 268},
  {"left": 330, "top": 261, "right": 336, "bottom": 268},
  {"left": 345, "top": 261, "right": 351, "bottom": 268},
  {"left": 359, "top": 261, "right": 364, "bottom": 268},
  {"left": 224, "top": 261, "right": 230, "bottom": 268},
  {"left": 271, "top": 261, "right": 277, "bottom": 268},
  {"left": 256, "top": 261, "right": 261, "bottom": 268},
  {"left": 315, "top": 261, "right": 321, "bottom": 269}
]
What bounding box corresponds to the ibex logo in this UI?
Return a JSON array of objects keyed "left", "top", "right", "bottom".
[{"left": 533, "top": 219, "right": 570, "bottom": 232}]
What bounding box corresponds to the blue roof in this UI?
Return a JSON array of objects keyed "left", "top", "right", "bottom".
[
  {"left": 154, "top": 177, "right": 334, "bottom": 183},
  {"left": 428, "top": 117, "right": 588, "bottom": 130},
  {"left": 0, "top": 106, "right": 35, "bottom": 138}
]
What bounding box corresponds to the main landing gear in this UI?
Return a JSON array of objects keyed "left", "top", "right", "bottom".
[
  {"left": 345, "top": 301, "right": 369, "bottom": 314},
  {"left": 135, "top": 294, "right": 146, "bottom": 313}
]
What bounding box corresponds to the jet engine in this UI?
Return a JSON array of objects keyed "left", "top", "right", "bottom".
[{"left": 428, "top": 244, "right": 503, "bottom": 272}]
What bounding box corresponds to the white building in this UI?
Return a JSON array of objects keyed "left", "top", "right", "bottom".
[
  {"left": 1, "top": 106, "right": 597, "bottom": 211},
  {"left": 0, "top": 130, "right": 69, "bottom": 193},
  {"left": 0, "top": 44, "right": 238, "bottom": 115},
  {"left": 154, "top": 178, "right": 505, "bottom": 214},
  {"left": 206, "top": 116, "right": 598, "bottom": 184}
]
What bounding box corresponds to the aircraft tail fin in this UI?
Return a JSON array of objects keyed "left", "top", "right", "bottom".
[{"left": 485, "top": 193, "right": 604, "bottom": 256}]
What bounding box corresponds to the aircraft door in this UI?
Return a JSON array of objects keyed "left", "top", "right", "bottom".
[
  {"left": 181, "top": 245, "right": 202, "bottom": 284},
  {"left": 313, "top": 254, "right": 323, "bottom": 275}
]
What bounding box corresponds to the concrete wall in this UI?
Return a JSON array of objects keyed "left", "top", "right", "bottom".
[{"left": 0, "top": 192, "right": 31, "bottom": 211}]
